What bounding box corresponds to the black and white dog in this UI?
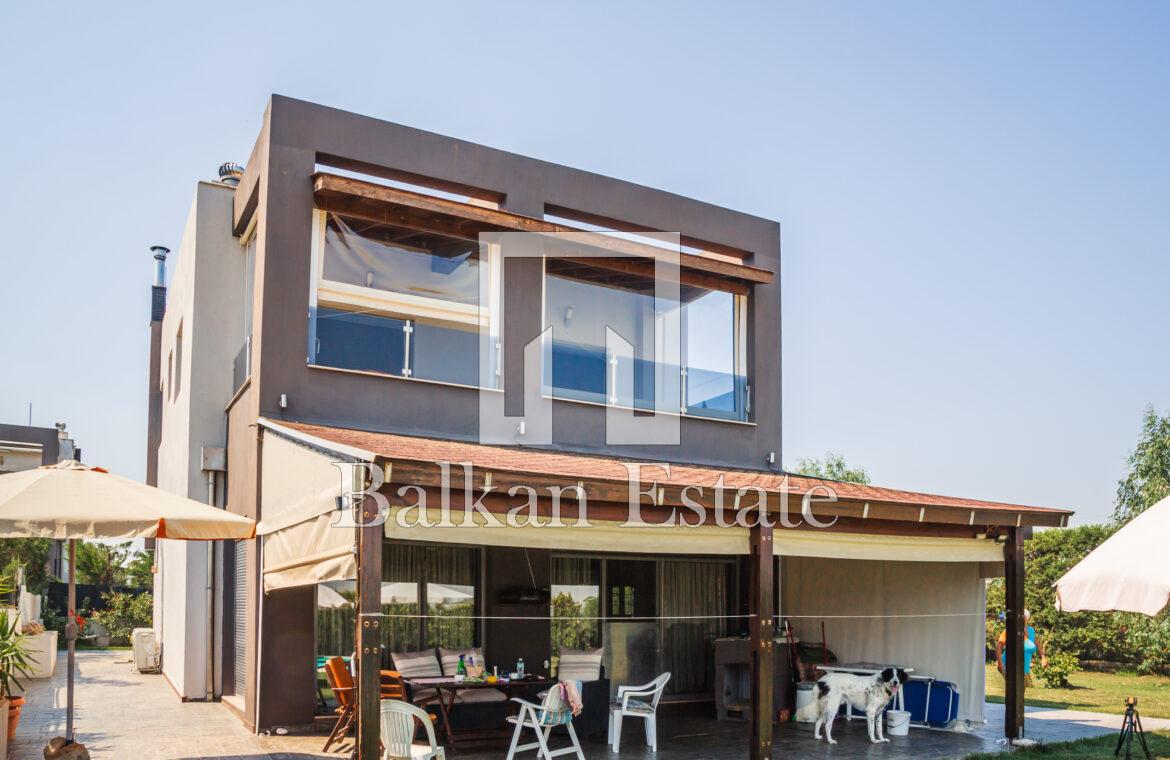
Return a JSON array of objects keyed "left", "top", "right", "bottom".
[{"left": 809, "top": 668, "right": 908, "bottom": 745}]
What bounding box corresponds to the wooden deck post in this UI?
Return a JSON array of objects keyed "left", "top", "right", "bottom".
[
  {"left": 355, "top": 491, "right": 384, "bottom": 760},
  {"left": 749, "top": 524, "right": 774, "bottom": 760},
  {"left": 1004, "top": 527, "right": 1025, "bottom": 741}
]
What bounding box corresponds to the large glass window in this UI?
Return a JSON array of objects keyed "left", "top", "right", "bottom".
[
  {"left": 551, "top": 557, "right": 601, "bottom": 653},
  {"left": 314, "top": 543, "right": 479, "bottom": 660},
  {"left": 308, "top": 211, "right": 500, "bottom": 388},
  {"left": 543, "top": 261, "right": 748, "bottom": 421}
]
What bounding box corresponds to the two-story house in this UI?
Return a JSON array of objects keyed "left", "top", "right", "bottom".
[{"left": 148, "top": 96, "right": 1068, "bottom": 752}]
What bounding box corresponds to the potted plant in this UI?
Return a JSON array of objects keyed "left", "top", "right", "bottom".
[{"left": 0, "top": 581, "right": 32, "bottom": 742}]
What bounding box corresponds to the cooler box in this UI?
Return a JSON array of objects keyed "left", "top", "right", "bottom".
[{"left": 903, "top": 677, "right": 958, "bottom": 727}]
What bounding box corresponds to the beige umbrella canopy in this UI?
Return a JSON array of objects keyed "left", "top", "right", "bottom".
[
  {"left": 0, "top": 460, "right": 256, "bottom": 747},
  {"left": 0, "top": 460, "right": 255, "bottom": 540},
  {"left": 1055, "top": 494, "right": 1170, "bottom": 616}
]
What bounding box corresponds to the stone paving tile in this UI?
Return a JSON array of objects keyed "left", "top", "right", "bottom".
[{"left": 7, "top": 651, "right": 1156, "bottom": 759}]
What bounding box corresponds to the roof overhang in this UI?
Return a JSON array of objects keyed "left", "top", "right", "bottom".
[{"left": 258, "top": 419, "right": 1073, "bottom": 532}]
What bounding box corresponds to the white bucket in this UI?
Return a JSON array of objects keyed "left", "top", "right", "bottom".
[
  {"left": 794, "top": 682, "right": 817, "bottom": 723},
  {"left": 886, "top": 710, "right": 911, "bottom": 737}
]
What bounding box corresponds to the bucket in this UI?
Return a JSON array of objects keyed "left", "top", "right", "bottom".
[
  {"left": 794, "top": 682, "right": 817, "bottom": 723},
  {"left": 886, "top": 709, "right": 911, "bottom": 737}
]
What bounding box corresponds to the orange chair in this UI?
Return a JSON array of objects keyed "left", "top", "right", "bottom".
[
  {"left": 322, "top": 660, "right": 436, "bottom": 753},
  {"left": 322, "top": 657, "right": 357, "bottom": 752}
]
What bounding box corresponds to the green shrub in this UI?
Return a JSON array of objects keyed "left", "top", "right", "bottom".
[
  {"left": 1035, "top": 650, "right": 1079, "bottom": 688},
  {"left": 89, "top": 592, "right": 152, "bottom": 646}
]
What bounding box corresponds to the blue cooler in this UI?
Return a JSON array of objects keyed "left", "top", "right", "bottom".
[{"left": 902, "top": 677, "right": 959, "bottom": 727}]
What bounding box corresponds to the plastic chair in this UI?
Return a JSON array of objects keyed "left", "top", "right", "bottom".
[
  {"left": 381, "top": 699, "right": 445, "bottom": 760},
  {"left": 608, "top": 672, "right": 671, "bottom": 753},
  {"left": 505, "top": 681, "right": 586, "bottom": 760}
]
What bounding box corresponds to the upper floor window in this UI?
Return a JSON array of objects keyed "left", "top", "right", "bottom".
[
  {"left": 307, "top": 211, "right": 501, "bottom": 388},
  {"left": 543, "top": 260, "right": 749, "bottom": 422}
]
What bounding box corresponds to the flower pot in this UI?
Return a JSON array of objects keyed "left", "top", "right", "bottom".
[{"left": 8, "top": 694, "right": 24, "bottom": 740}]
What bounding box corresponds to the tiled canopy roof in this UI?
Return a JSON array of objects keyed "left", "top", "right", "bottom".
[{"left": 266, "top": 420, "right": 1072, "bottom": 526}]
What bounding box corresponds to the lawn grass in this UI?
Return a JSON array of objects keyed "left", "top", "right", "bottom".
[
  {"left": 984, "top": 663, "right": 1170, "bottom": 719},
  {"left": 966, "top": 730, "right": 1170, "bottom": 759}
]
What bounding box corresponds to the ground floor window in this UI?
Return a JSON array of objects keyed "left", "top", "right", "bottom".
[
  {"left": 552, "top": 554, "right": 735, "bottom": 696},
  {"left": 315, "top": 543, "right": 480, "bottom": 659}
]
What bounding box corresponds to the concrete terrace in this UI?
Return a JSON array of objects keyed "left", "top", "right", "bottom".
[{"left": 11, "top": 651, "right": 1169, "bottom": 759}]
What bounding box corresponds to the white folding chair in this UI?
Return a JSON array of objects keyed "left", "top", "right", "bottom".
[
  {"left": 505, "top": 681, "right": 586, "bottom": 760},
  {"left": 380, "top": 699, "right": 445, "bottom": 760},
  {"left": 608, "top": 672, "right": 671, "bottom": 753}
]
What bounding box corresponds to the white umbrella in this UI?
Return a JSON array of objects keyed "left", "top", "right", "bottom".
[
  {"left": 1055, "top": 494, "right": 1170, "bottom": 616},
  {"left": 317, "top": 584, "right": 352, "bottom": 610},
  {"left": 0, "top": 461, "right": 255, "bottom": 746}
]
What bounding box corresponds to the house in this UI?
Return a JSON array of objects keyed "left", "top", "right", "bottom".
[
  {"left": 147, "top": 95, "right": 1070, "bottom": 756},
  {"left": 0, "top": 421, "right": 78, "bottom": 578}
]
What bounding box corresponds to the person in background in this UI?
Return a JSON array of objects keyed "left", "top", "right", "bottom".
[{"left": 996, "top": 609, "right": 1047, "bottom": 687}]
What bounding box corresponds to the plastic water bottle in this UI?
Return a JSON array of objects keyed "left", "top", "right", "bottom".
[{"left": 517, "top": 657, "right": 526, "bottom": 678}]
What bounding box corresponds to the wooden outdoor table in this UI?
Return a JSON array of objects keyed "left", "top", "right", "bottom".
[{"left": 405, "top": 676, "right": 555, "bottom": 750}]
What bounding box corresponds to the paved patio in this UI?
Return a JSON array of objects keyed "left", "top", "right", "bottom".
[{"left": 10, "top": 651, "right": 1169, "bottom": 759}]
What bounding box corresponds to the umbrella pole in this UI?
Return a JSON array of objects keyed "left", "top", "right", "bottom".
[{"left": 66, "top": 538, "right": 77, "bottom": 742}]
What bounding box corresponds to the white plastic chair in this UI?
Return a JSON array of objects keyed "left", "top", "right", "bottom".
[
  {"left": 380, "top": 699, "right": 445, "bottom": 760},
  {"left": 505, "top": 681, "right": 586, "bottom": 760},
  {"left": 608, "top": 672, "right": 671, "bottom": 753}
]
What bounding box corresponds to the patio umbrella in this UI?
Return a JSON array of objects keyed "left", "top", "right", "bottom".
[
  {"left": 0, "top": 460, "right": 256, "bottom": 744},
  {"left": 1055, "top": 494, "right": 1170, "bottom": 616}
]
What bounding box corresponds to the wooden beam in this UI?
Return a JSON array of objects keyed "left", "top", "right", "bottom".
[
  {"left": 749, "top": 524, "right": 774, "bottom": 760},
  {"left": 313, "top": 172, "right": 776, "bottom": 285},
  {"left": 1004, "top": 527, "right": 1026, "bottom": 740},
  {"left": 355, "top": 495, "right": 383, "bottom": 760},
  {"left": 376, "top": 458, "right": 1071, "bottom": 529}
]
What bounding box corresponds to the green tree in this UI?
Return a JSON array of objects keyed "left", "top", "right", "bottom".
[
  {"left": 0, "top": 538, "right": 56, "bottom": 593},
  {"left": 793, "top": 452, "right": 871, "bottom": 484},
  {"left": 1114, "top": 406, "right": 1170, "bottom": 523},
  {"left": 75, "top": 541, "right": 131, "bottom": 588},
  {"left": 126, "top": 551, "right": 154, "bottom": 589}
]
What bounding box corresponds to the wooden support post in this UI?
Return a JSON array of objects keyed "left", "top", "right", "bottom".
[
  {"left": 355, "top": 491, "right": 384, "bottom": 760},
  {"left": 1004, "top": 527, "right": 1025, "bottom": 741},
  {"left": 749, "top": 524, "right": 774, "bottom": 760}
]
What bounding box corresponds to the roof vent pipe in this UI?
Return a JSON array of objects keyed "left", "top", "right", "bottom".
[
  {"left": 218, "top": 162, "right": 244, "bottom": 187},
  {"left": 151, "top": 246, "right": 169, "bottom": 287}
]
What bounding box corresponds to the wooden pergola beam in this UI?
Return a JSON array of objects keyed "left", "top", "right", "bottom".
[
  {"left": 356, "top": 494, "right": 384, "bottom": 760},
  {"left": 313, "top": 172, "right": 776, "bottom": 286},
  {"left": 1003, "top": 527, "right": 1026, "bottom": 740},
  {"left": 749, "top": 524, "right": 774, "bottom": 760}
]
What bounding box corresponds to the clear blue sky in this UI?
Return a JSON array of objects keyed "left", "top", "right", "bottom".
[{"left": 1, "top": 2, "right": 1166, "bottom": 525}]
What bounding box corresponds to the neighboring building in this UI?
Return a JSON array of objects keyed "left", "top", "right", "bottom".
[
  {"left": 148, "top": 96, "right": 1069, "bottom": 745},
  {"left": 0, "top": 421, "right": 78, "bottom": 578}
]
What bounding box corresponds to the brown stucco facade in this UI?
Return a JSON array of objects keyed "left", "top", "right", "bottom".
[{"left": 222, "top": 94, "right": 782, "bottom": 730}]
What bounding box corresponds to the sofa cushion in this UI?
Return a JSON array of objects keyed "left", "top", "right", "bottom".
[
  {"left": 557, "top": 648, "right": 603, "bottom": 682},
  {"left": 439, "top": 646, "right": 484, "bottom": 676},
  {"left": 391, "top": 650, "right": 443, "bottom": 679}
]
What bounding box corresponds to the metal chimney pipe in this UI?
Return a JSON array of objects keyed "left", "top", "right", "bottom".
[{"left": 151, "top": 246, "right": 169, "bottom": 287}]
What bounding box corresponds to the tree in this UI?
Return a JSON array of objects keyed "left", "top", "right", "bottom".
[
  {"left": 74, "top": 542, "right": 131, "bottom": 588},
  {"left": 793, "top": 452, "right": 871, "bottom": 484},
  {"left": 126, "top": 551, "right": 154, "bottom": 589},
  {"left": 1114, "top": 406, "right": 1170, "bottom": 524},
  {"left": 0, "top": 538, "right": 56, "bottom": 593}
]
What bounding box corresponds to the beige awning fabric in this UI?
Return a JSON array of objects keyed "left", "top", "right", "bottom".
[
  {"left": 383, "top": 506, "right": 750, "bottom": 555},
  {"left": 1056, "top": 495, "right": 1170, "bottom": 616},
  {"left": 259, "top": 431, "right": 359, "bottom": 592},
  {"left": 773, "top": 530, "right": 1004, "bottom": 563},
  {"left": 0, "top": 460, "right": 255, "bottom": 540}
]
